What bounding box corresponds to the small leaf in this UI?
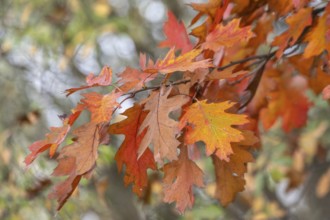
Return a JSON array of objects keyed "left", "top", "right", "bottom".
[
  {"left": 202, "top": 19, "right": 255, "bottom": 52},
  {"left": 66, "top": 66, "right": 113, "bottom": 96},
  {"left": 159, "top": 11, "right": 193, "bottom": 53},
  {"left": 141, "top": 48, "right": 213, "bottom": 74}
]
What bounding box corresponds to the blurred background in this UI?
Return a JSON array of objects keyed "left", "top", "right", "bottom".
[{"left": 1, "top": 0, "right": 330, "bottom": 219}]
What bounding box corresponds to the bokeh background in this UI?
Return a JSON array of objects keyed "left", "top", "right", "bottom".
[{"left": 1, "top": 0, "right": 330, "bottom": 219}]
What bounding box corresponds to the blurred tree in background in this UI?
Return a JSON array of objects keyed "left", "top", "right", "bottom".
[{"left": 1, "top": 0, "right": 330, "bottom": 220}]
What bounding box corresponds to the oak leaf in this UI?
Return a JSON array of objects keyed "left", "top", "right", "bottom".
[
  {"left": 109, "top": 104, "right": 157, "bottom": 196},
  {"left": 202, "top": 19, "right": 255, "bottom": 52},
  {"left": 66, "top": 66, "right": 113, "bottom": 96},
  {"left": 272, "top": 7, "right": 312, "bottom": 58},
  {"left": 80, "top": 91, "right": 121, "bottom": 123},
  {"left": 212, "top": 130, "right": 257, "bottom": 206},
  {"left": 140, "top": 48, "right": 213, "bottom": 74},
  {"left": 179, "top": 100, "right": 250, "bottom": 161},
  {"left": 163, "top": 146, "right": 204, "bottom": 213},
  {"left": 260, "top": 75, "right": 310, "bottom": 132},
  {"left": 117, "top": 67, "right": 155, "bottom": 92},
  {"left": 304, "top": 4, "right": 330, "bottom": 58},
  {"left": 24, "top": 111, "right": 82, "bottom": 165},
  {"left": 159, "top": 11, "right": 193, "bottom": 53},
  {"left": 49, "top": 122, "right": 107, "bottom": 210},
  {"left": 138, "top": 86, "right": 189, "bottom": 162}
]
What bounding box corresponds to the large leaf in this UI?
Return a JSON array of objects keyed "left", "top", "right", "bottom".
[{"left": 179, "top": 100, "right": 250, "bottom": 161}]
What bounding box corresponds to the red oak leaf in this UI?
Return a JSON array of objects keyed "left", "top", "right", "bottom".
[
  {"left": 109, "top": 104, "right": 156, "bottom": 196},
  {"left": 159, "top": 11, "right": 193, "bottom": 53}
]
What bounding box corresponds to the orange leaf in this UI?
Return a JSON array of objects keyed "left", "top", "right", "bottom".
[
  {"left": 117, "top": 67, "right": 155, "bottom": 92},
  {"left": 159, "top": 11, "right": 193, "bottom": 53},
  {"left": 140, "top": 48, "right": 213, "bottom": 74},
  {"left": 272, "top": 7, "right": 312, "bottom": 58},
  {"left": 212, "top": 130, "right": 256, "bottom": 206},
  {"left": 268, "top": 0, "right": 294, "bottom": 16},
  {"left": 24, "top": 111, "right": 81, "bottom": 165},
  {"left": 163, "top": 146, "right": 204, "bottom": 213},
  {"left": 138, "top": 86, "right": 189, "bottom": 162},
  {"left": 179, "top": 100, "right": 250, "bottom": 161},
  {"left": 202, "top": 19, "right": 255, "bottom": 52},
  {"left": 260, "top": 75, "right": 311, "bottom": 132},
  {"left": 81, "top": 91, "right": 121, "bottom": 123},
  {"left": 304, "top": 4, "right": 330, "bottom": 58},
  {"left": 65, "top": 66, "right": 113, "bottom": 96},
  {"left": 109, "top": 104, "right": 156, "bottom": 196}
]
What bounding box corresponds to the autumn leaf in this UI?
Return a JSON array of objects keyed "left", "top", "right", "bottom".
[
  {"left": 212, "top": 130, "right": 257, "bottom": 206},
  {"left": 260, "top": 75, "right": 310, "bottom": 132},
  {"left": 65, "top": 66, "right": 113, "bottom": 96},
  {"left": 138, "top": 86, "right": 189, "bottom": 162},
  {"left": 109, "top": 104, "right": 156, "bottom": 196},
  {"left": 272, "top": 7, "right": 312, "bottom": 58},
  {"left": 80, "top": 91, "right": 121, "bottom": 123},
  {"left": 48, "top": 122, "right": 107, "bottom": 210},
  {"left": 163, "top": 146, "right": 204, "bottom": 213},
  {"left": 159, "top": 11, "right": 193, "bottom": 53},
  {"left": 268, "top": 0, "right": 294, "bottom": 16},
  {"left": 117, "top": 67, "right": 155, "bottom": 92},
  {"left": 179, "top": 100, "right": 250, "bottom": 161},
  {"left": 202, "top": 19, "right": 255, "bottom": 52},
  {"left": 304, "top": 4, "right": 330, "bottom": 58},
  {"left": 140, "top": 48, "right": 213, "bottom": 74},
  {"left": 24, "top": 111, "right": 81, "bottom": 165}
]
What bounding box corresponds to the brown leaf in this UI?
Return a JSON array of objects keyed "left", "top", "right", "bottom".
[
  {"left": 138, "top": 86, "right": 189, "bottom": 162},
  {"left": 163, "top": 146, "right": 204, "bottom": 213}
]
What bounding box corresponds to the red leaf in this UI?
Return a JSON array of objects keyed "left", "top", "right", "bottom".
[
  {"left": 159, "top": 11, "right": 193, "bottom": 53},
  {"left": 109, "top": 104, "right": 156, "bottom": 196}
]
